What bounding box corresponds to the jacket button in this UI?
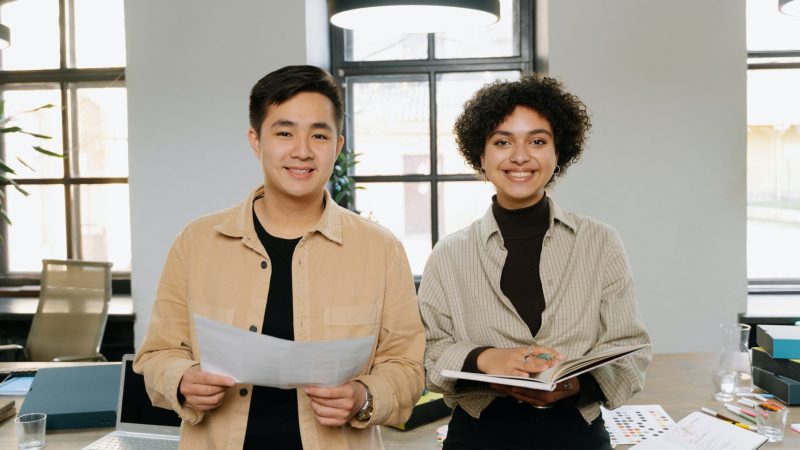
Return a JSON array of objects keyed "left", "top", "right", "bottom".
[
  {"left": 239, "top": 388, "right": 248, "bottom": 397},
  {"left": 249, "top": 325, "right": 257, "bottom": 332},
  {"left": 260, "top": 261, "right": 267, "bottom": 269}
]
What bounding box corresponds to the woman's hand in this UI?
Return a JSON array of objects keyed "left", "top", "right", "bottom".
[
  {"left": 476, "top": 345, "right": 561, "bottom": 377},
  {"left": 490, "top": 377, "right": 580, "bottom": 407}
]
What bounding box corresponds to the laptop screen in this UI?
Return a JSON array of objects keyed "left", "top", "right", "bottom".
[{"left": 119, "top": 359, "right": 181, "bottom": 428}]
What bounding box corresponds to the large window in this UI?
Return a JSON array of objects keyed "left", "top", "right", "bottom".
[
  {"left": 331, "top": 0, "right": 533, "bottom": 275},
  {"left": 746, "top": 1, "right": 800, "bottom": 288},
  {"left": 0, "top": 0, "right": 129, "bottom": 286}
]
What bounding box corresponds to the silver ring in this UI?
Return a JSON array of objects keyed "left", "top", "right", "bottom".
[
  {"left": 527, "top": 345, "right": 533, "bottom": 354},
  {"left": 563, "top": 382, "right": 572, "bottom": 390},
  {"left": 523, "top": 354, "right": 530, "bottom": 364}
]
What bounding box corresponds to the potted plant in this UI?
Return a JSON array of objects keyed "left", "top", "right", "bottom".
[{"left": 0, "top": 101, "right": 61, "bottom": 227}]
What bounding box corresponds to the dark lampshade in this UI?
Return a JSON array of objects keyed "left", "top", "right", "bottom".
[
  {"left": 0, "top": 24, "right": 9, "bottom": 49},
  {"left": 329, "top": 0, "right": 500, "bottom": 33},
  {"left": 779, "top": 0, "right": 800, "bottom": 16}
]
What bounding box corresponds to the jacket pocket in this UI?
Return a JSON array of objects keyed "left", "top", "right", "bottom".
[
  {"left": 323, "top": 304, "right": 378, "bottom": 340},
  {"left": 190, "top": 302, "right": 236, "bottom": 325}
]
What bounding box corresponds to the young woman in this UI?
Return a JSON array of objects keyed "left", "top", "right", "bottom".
[{"left": 419, "top": 74, "right": 651, "bottom": 449}]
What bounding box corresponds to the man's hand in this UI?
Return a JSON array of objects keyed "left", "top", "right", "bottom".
[
  {"left": 490, "top": 377, "right": 580, "bottom": 407},
  {"left": 178, "top": 365, "right": 236, "bottom": 411},
  {"left": 477, "top": 345, "right": 561, "bottom": 377},
  {"left": 304, "top": 380, "right": 366, "bottom": 426}
]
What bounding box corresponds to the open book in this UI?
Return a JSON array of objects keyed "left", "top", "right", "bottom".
[{"left": 441, "top": 343, "right": 649, "bottom": 391}]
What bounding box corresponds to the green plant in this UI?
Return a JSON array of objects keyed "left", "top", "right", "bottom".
[
  {"left": 0, "top": 101, "right": 61, "bottom": 226},
  {"left": 329, "top": 150, "right": 362, "bottom": 210}
]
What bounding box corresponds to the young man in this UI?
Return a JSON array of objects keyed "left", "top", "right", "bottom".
[{"left": 134, "top": 65, "right": 425, "bottom": 449}]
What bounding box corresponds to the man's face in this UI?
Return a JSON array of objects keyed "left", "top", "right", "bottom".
[{"left": 248, "top": 92, "right": 344, "bottom": 205}]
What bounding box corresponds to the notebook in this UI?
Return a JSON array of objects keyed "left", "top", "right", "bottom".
[{"left": 81, "top": 355, "right": 181, "bottom": 450}]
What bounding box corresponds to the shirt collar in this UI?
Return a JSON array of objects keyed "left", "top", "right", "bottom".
[
  {"left": 478, "top": 195, "right": 577, "bottom": 245},
  {"left": 214, "top": 186, "right": 344, "bottom": 245}
]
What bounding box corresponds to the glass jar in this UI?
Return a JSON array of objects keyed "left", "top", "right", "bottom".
[{"left": 711, "top": 323, "right": 753, "bottom": 401}]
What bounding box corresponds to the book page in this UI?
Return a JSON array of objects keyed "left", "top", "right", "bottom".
[
  {"left": 532, "top": 343, "right": 649, "bottom": 383},
  {"left": 440, "top": 343, "right": 649, "bottom": 391}
]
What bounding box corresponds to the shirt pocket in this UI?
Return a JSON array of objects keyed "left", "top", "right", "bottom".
[
  {"left": 323, "top": 304, "right": 379, "bottom": 340},
  {"left": 190, "top": 302, "right": 236, "bottom": 325}
]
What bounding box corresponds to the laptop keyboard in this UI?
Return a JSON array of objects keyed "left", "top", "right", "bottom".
[{"left": 85, "top": 435, "right": 178, "bottom": 450}]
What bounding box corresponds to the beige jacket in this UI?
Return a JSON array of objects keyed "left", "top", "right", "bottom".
[
  {"left": 419, "top": 197, "right": 652, "bottom": 424},
  {"left": 134, "top": 186, "right": 425, "bottom": 450}
]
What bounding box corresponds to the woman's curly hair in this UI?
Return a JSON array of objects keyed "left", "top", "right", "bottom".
[{"left": 454, "top": 74, "right": 591, "bottom": 179}]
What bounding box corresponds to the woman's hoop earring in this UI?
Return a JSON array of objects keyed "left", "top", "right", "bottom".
[{"left": 553, "top": 165, "right": 561, "bottom": 176}]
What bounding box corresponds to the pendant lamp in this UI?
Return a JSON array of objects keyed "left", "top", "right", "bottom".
[
  {"left": 779, "top": 0, "right": 800, "bottom": 16},
  {"left": 329, "top": 0, "right": 500, "bottom": 33},
  {"left": 0, "top": 24, "right": 9, "bottom": 49}
]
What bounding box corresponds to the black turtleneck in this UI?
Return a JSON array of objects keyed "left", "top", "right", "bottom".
[{"left": 492, "top": 194, "right": 550, "bottom": 336}]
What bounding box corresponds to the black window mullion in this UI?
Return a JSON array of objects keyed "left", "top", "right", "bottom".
[
  {"left": 428, "top": 70, "right": 439, "bottom": 245},
  {"left": 58, "top": 0, "right": 67, "bottom": 70},
  {"left": 59, "top": 80, "right": 74, "bottom": 259},
  {"left": 68, "top": 83, "right": 82, "bottom": 259}
]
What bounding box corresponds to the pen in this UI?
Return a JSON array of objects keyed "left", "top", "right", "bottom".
[
  {"left": 535, "top": 353, "right": 553, "bottom": 360},
  {"left": 723, "top": 404, "right": 756, "bottom": 423},
  {"left": 700, "top": 408, "right": 757, "bottom": 431},
  {"left": 737, "top": 392, "right": 774, "bottom": 399},
  {"left": 737, "top": 397, "right": 758, "bottom": 408}
]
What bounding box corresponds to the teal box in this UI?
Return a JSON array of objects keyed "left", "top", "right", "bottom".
[
  {"left": 756, "top": 325, "right": 800, "bottom": 359},
  {"left": 19, "top": 364, "right": 120, "bottom": 430}
]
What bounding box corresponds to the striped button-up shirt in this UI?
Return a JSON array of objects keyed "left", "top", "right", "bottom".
[{"left": 418, "top": 197, "right": 651, "bottom": 423}]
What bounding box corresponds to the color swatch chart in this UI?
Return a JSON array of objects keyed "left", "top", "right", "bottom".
[{"left": 602, "top": 405, "right": 675, "bottom": 446}]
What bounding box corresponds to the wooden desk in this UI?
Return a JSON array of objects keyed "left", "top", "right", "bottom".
[{"left": 1, "top": 354, "right": 798, "bottom": 449}]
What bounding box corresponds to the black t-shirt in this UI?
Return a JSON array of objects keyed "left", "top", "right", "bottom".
[{"left": 243, "top": 207, "right": 303, "bottom": 450}]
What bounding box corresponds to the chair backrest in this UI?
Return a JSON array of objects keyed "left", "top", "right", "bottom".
[{"left": 26, "top": 259, "right": 113, "bottom": 361}]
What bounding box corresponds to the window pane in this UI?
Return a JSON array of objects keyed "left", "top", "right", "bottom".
[
  {"left": 747, "top": 69, "right": 800, "bottom": 279},
  {"left": 435, "top": 0, "right": 518, "bottom": 59},
  {"left": 436, "top": 71, "right": 520, "bottom": 174},
  {"left": 345, "top": 30, "right": 427, "bottom": 61},
  {"left": 74, "top": 184, "right": 131, "bottom": 271},
  {"left": 438, "top": 181, "right": 496, "bottom": 237},
  {"left": 1, "top": 86, "right": 63, "bottom": 178},
  {"left": 350, "top": 77, "right": 430, "bottom": 176},
  {"left": 747, "top": 0, "right": 800, "bottom": 52},
  {"left": 73, "top": 0, "right": 127, "bottom": 68},
  {"left": 73, "top": 85, "right": 128, "bottom": 177},
  {"left": 355, "top": 182, "right": 430, "bottom": 275},
  {"left": 6, "top": 185, "right": 67, "bottom": 272},
  {"left": 0, "top": 0, "right": 60, "bottom": 70}
]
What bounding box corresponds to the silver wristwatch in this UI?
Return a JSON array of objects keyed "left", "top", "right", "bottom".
[{"left": 355, "top": 382, "right": 373, "bottom": 421}]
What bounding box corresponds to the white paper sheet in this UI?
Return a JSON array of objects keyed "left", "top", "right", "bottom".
[
  {"left": 194, "top": 314, "right": 375, "bottom": 389},
  {"left": 630, "top": 411, "right": 767, "bottom": 450}
]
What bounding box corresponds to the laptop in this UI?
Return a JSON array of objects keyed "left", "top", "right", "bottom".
[{"left": 82, "top": 355, "right": 181, "bottom": 450}]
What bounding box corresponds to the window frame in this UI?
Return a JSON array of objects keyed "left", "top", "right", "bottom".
[
  {"left": 0, "top": 0, "right": 129, "bottom": 292},
  {"left": 330, "top": 0, "right": 535, "bottom": 251},
  {"left": 746, "top": 48, "right": 800, "bottom": 293}
]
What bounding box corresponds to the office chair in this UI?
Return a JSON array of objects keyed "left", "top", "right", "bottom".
[{"left": 0, "top": 259, "right": 113, "bottom": 362}]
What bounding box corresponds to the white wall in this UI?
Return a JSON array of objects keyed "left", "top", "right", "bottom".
[
  {"left": 125, "top": 0, "right": 322, "bottom": 347},
  {"left": 540, "top": 0, "right": 747, "bottom": 352},
  {"left": 126, "top": 0, "right": 746, "bottom": 353}
]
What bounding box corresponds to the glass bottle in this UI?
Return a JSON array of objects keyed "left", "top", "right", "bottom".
[{"left": 711, "top": 323, "right": 753, "bottom": 401}]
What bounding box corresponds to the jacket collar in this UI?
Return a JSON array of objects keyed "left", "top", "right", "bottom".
[
  {"left": 214, "top": 186, "right": 344, "bottom": 245},
  {"left": 478, "top": 195, "right": 577, "bottom": 245}
]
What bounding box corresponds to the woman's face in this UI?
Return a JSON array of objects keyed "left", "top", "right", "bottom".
[{"left": 480, "top": 106, "right": 558, "bottom": 209}]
